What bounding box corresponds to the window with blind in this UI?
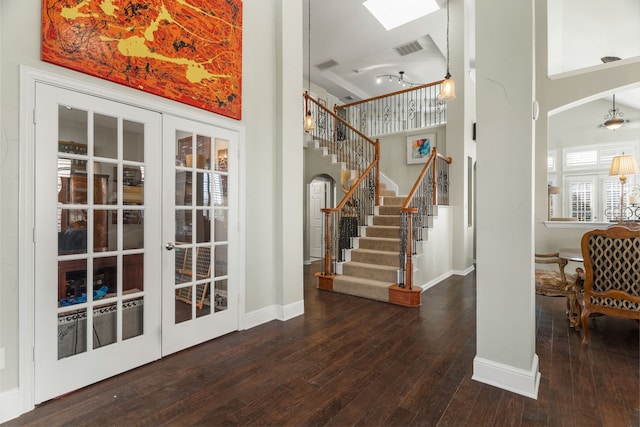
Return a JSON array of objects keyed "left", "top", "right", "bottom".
[
  {"left": 566, "top": 176, "right": 594, "bottom": 221},
  {"left": 553, "top": 142, "right": 639, "bottom": 222}
]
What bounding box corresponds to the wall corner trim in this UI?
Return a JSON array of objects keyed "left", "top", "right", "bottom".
[{"left": 242, "top": 299, "right": 304, "bottom": 330}]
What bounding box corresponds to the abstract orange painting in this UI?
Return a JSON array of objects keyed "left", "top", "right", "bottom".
[{"left": 42, "top": 0, "right": 242, "bottom": 120}]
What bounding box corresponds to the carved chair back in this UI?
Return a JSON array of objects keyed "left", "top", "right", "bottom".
[{"left": 580, "top": 225, "right": 640, "bottom": 345}]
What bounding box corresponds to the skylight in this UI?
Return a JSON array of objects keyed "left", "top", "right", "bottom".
[{"left": 363, "top": 0, "right": 440, "bottom": 31}]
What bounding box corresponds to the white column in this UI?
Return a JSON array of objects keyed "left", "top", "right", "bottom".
[
  {"left": 274, "top": 0, "right": 304, "bottom": 318},
  {"left": 473, "top": 0, "right": 539, "bottom": 398},
  {"left": 448, "top": 0, "right": 476, "bottom": 273}
]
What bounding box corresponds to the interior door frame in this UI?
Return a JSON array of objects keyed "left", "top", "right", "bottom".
[{"left": 17, "top": 66, "right": 246, "bottom": 415}]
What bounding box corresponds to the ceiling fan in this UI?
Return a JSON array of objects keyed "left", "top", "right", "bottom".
[{"left": 598, "top": 94, "right": 637, "bottom": 130}]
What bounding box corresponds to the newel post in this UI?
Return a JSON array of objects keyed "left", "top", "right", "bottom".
[
  {"left": 322, "top": 209, "right": 331, "bottom": 275},
  {"left": 389, "top": 207, "right": 421, "bottom": 307},
  {"left": 403, "top": 208, "right": 417, "bottom": 290},
  {"left": 375, "top": 139, "right": 381, "bottom": 206},
  {"left": 316, "top": 208, "right": 335, "bottom": 291}
]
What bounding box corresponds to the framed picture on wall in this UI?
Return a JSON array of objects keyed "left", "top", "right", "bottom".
[{"left": 406, "top": 133, "right": 436, "bottom": 164}]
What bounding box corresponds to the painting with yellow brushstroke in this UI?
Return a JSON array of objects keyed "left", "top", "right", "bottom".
[{"left": 42, "top": 0, "right": 242, "bottom": 119}]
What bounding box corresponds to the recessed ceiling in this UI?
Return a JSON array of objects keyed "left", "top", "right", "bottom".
[{"left": 305, "top": 0, "right": 640, "bottom": 109}]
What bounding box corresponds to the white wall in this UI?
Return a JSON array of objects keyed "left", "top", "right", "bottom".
[
  {"left": 534, "top": 0, "right": 640, "bottom": 255},
  {"left": 378, "top": 126, "right": 446, "bottom": 195},
  {"left": 0, "top": 0, "right": 303, "bottom": 419},
  {"left": 413, "top": 206, "right": 454, "bottom": 287}
]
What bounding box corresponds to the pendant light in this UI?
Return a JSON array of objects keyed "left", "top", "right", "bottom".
[
  {"left": 304, "top": 0, "right": 315, "bottom": 132},
  {"left": 438, "top": 0, "right": 456, "bottom": 101},
  {"left": 603, "top": 94, "right": 624, "bottom": 131}
]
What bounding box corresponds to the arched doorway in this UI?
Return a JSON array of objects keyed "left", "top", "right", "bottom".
[{"left": 306, "top": 175, "right": 334, "bottom": 264}]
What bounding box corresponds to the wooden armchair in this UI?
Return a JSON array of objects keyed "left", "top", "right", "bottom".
[
  {"left": 579, "top": 225, "right": 640, "bottom": 346},
  {"left": 535, "top": 252, "right": 582, "bottom": 327}
]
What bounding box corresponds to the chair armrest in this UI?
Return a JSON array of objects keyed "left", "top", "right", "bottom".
[{"left": 535, "top": 252, "right": 568, "bottom": 284}]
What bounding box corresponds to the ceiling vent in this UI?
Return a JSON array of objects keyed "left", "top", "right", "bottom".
[
  {"left": 394, "top": 40, "right": 423, "bottom": 56},
  {"left": 315, "top": 59, "right": 339, "bottom": 70}
]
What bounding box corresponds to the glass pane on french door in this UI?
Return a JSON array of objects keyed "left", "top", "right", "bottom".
[
  {"left": 173, "top": 133, "right": 229, "bottom": 322},
  {"left": 57, "top": 109, "right": 147, "bottom": 355},
  {"left": 34, "top": 83, "right": 162, "bottom": 404}
]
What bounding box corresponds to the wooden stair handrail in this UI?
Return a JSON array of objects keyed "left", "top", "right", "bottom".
[
  {"left": 305, "top": 91, "right": 381, "bottom": 278},
  {"left": 399, "top": 149, "right": 452, "bottom": 290},
  {"left": 335, "top": 80, "right": 445, "bottom": 111},
  {"left": 322, "top": 156, "right": 380, "bottom": 215},
  {"left": 401, "top": 148, "right": 452, "bottom": 210},
  {"left": 304, "top": 92, "right": 377, "bottom": 147}
]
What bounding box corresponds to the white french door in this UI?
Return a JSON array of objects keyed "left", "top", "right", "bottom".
[
  {"left": 33, "top": 83, "right": 239, "bottom": 403},
  {"left": 161, "top": 115, "right": 238, "bottom": 356},
  {"left": 34, "top": 84, "right": 163, "bottom": 403}
]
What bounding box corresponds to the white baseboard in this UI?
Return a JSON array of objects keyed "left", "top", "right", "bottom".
[
  {"left": 419, "top": 271, "right": 454, "bottom": 291},
  {"left": 242, "top": 305, "right": 277, "bottom": 330},
  {"left": 472, "top": 354, "right": 540, "bottom": 399},
  {"left": 278, "top": 299, "right": 304, "bottom": 321},
  {"left": 452, "top": 264, "right": 476, "bottom": 276},
  {"left": 242, "top": 299, "right": 304, "bottom": 330},
  {"left": 418, "top": 264, "right": 476, "bottom": 292},
  {"left": 0, "top": 387, "right": 32, "bottom": 424}
]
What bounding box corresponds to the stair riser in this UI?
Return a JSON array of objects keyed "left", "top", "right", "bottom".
[
  {"left": 366, "top": 227, "right": 399, "bottom": 239},
  {"left": 351, "top": 251, "right": 398, "bottom": 267},
  {"left": 359, "top": 238, "right": 400, "bottom": 252},
  {"left": 342, "top": 264, "right": 397, "bottom": 282},
  {"left": 333, "top": 279, "right": 389, "bottom": 302},
  {"left": 373, "top": 216, "right": 400, "bottom": 226}
]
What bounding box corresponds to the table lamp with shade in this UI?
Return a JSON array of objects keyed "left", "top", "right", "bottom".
[{"left": 609, "top": 153, "right": 640, "bottom": 222}]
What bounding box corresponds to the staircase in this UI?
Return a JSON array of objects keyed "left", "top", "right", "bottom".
[
  {"left": 309, "top": 136, "right": 427, "bottom": 306},
  {"left": 334, "top": 188, "right": 402, "bottom": 302},
  {"left": 305, "top": 92, "right": 449, "bottom": 307},
  {"left": 332, "top": 188, "right": 427, "bottom": 307}
]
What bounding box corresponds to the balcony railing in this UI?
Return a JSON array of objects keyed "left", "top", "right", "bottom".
[{"left": 335, "top": 81, "right": 447, "bottom": 136}]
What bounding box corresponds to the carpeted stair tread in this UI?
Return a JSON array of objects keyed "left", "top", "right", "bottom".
[
  {"left": 350, "top": 248, "right": 399, "bottom": 266},
  {"left": 359, "top": 237, "right": 400, "bottom": 252},
  {"left": 332, "top": 275, "right": 393, "bottom": 302},
  {"left": 373, "top": 215, "right": 401, "bottom": 226},
  {"left": 342, "top": 261, "right": 398, "bottom": 282},
  {"left": 382, "top": 196, "right": 405, "bottom": 206},
  {"left": 365, "top": 225, "right": 400, "bottom": 239},
  {"left": 379, "top": 205, "right": 402, "bottom": 215}
]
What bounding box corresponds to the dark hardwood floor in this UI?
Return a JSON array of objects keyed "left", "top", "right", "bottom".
[{"left": 6, "top": 261, "right": 639, "bottom": 426}]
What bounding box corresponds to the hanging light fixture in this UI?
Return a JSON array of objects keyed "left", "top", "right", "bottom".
[
  {"left": 304, "top": 0, "right": 315, "bottom": 132},
  {"left": 438, "top": 0, "right": 456, "bottom": 101},
  {"left": 374, "top": 71, "right": 423, "bottom": 87},
  {"left": 603, "top": 94, "right": 624, "bottom": 130}
]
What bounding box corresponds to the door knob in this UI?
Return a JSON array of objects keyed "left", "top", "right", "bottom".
[{"left": 165, "top": 242, "right": 175, "bottom": 251}]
